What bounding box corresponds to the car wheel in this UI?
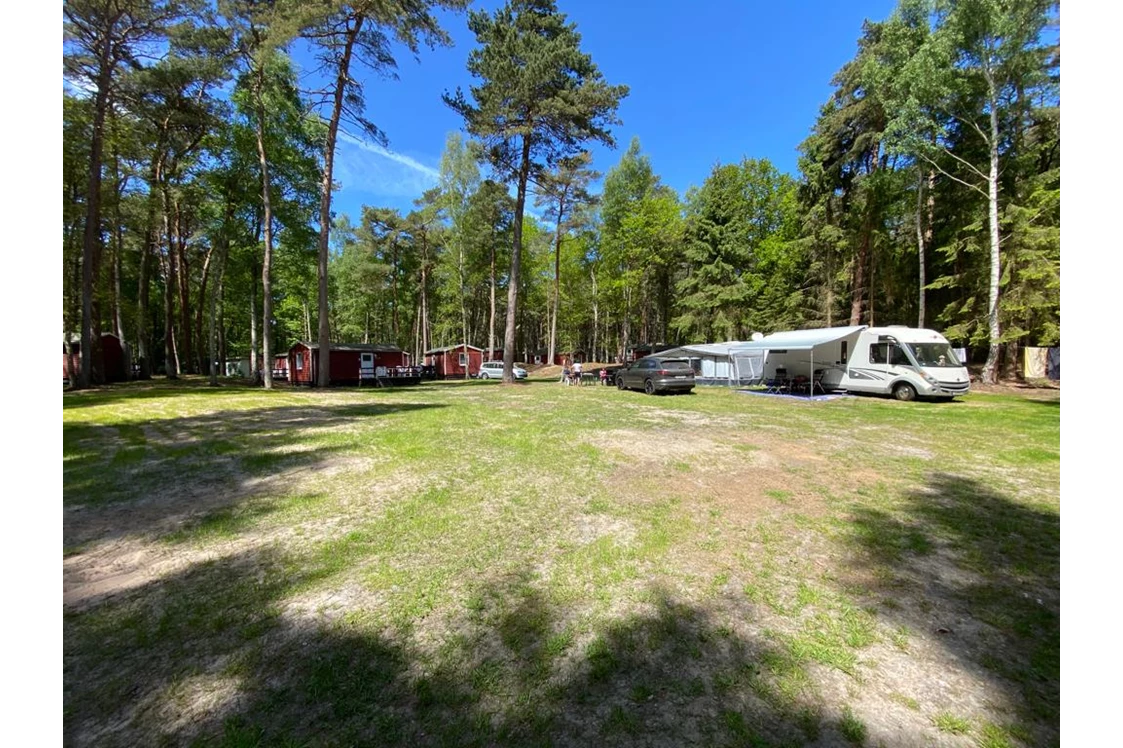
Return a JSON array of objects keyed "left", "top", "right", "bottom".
[
  {"left": 480, "top": 372, "right": 489, "bottom": 379},
  {"left": 644, "top": 379, "right": 655, "bottom": 395},
  {"left": 617, "top": 376, "right": 627, "bottom": 391},
  {"left": 893, "top": 382, "right": 917, "bottom": 402}
]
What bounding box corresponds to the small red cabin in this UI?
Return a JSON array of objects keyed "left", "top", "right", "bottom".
[
  {"left": 626, "top": 343, "right": 674, "bottom": 363},
  {"left": 63, "top": 333, "right": 128, "bottom": 383},
  {"left": 272, "top": 354, "right": 289, "bottom": 381},
  {"left": 424, "top": 344, "right": 483, "bottom": 379},
  {"left": 288, "top": 342, "right": 410, "bottom": 386},
  {"left": 529, "top": 349, "right": 585, "bottom": 366}
]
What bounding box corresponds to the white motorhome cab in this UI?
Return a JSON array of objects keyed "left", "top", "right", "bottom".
[{"left": 841, "top": 326, "right": 970, "bottom": 401}]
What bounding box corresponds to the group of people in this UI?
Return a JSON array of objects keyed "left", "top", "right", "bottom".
[
  {"left": 561, "top": 359, "right": 583, "bottom": 385},
  {"left": 560, "top": 359, "right": 612, "bottom": 386}
]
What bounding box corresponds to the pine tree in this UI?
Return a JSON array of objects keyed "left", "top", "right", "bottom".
[{"left": 444, "top": 0, "right": 627, "bottom": 383}]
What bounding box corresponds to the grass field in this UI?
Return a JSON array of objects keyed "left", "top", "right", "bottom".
[{"left": 63, "top": 377, "right": 1060, "bottom": 747}]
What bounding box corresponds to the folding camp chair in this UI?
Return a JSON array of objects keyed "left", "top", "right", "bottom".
[{"left": 765, "top": 368, "right": 790, "bottom": 394}]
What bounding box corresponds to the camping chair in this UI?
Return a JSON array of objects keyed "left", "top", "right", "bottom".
[
  {"left": 811, "top": 370, "right": 827, "bottom": 396},
  {"left": 765, "top": 368, "right": 790, "bottom": 394}
]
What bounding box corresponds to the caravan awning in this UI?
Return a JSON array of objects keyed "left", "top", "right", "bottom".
[
  {"left": 733, "top": 326, "right": 867, "bottom": 352},
  {"left": 659, "top": 342, "right": 751, "bottom": 358}
]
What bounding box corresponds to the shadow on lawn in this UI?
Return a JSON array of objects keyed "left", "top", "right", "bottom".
[
  {"left": 64, "top": 401, "right": 445, "bottom": 547},
  {"left": 62, "top": 378, "right": 268, "bottom": 409},
  {"left": 65, "top": 551, "right": 882, "bottom": 748},
  {"left": 843, "top": 472, "right": 1059, "bottom": 744}
]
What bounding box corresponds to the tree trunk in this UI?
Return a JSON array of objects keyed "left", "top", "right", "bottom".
[
  {"left": 459, "top": 235, "right": 470, "bottom": 379},
  {"left": 868, "top": 233, "right": 875, "bottom": 327},
  {"left": 249, "top": 257, "right": 258, "bottom": 380},
  {"left": 548, "top": 190, "right": 567, "bottom": 367},
  {"left": 590, "top": 267, "right": 598, "bottom": 363},
  {"left": 255, "top": 71, "right": 275, "bottom": 390},
  {"left": 488, "top": 241, "right": 496, "bottom": 361},
  {"left": 850, "top": 210, "right": 872, "bottom": 326},
  {"left": 176, "top": 200, "right": 193, "bottom": 373},
  {"left": 136, "top": 154, "right": 162, "bottom": 380},
  {"left": 112, "top": 204, "right": 130, "bottom": 376},
  {"left": 503, "top": 135, "right": 532, "bottom": 383},
  {"left": 218, "top": 268, "right": 227, "bottom": 368},
  {"left": 916, "top": 171, "right": 926, "bottom": 329},
  {"left": 111, "top": 155, "right": 126, "bottom": 342},
  {"left": 194, "top": 242, "right": 214, "bottom": 375},
  {"left": 316, "top": 16, "right": 362, "bottom": 389},
  {"left": 423, "top": 258, "right": 431, "bottom": 353},
  {"left": 208, "top": 250, "right": 221, "bottom": 386},
  {"left": 621, "top": 286, "right": 632, "bottom": 362},
  {"left": 161, "top": 182, "right": 179, "bottom": 379},
  {"left": 981, "top": 64, "right": 1003, "bottom": 385},
  {"left": 77, "top": 26, "right": 116, "bottom": 390}
]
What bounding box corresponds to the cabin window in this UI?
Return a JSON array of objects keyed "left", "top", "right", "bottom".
[
  {"left": 869, "top": 343, "right": 910, "bottom": 366},
  {"left": 295, "top": 355, "right": 303, "bottom": 371},
  {"left": 459, "top": 353, "right": 467, "bottom": 366}
]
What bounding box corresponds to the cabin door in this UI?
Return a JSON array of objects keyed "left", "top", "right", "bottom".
[{"left": 360, "top": 352, "right": 375, "bottom": 381}]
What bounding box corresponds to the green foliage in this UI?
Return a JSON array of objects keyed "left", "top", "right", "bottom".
[
  {"left": 674, "top": 159, "right": 800, "bottom": 340},
  {"left": 444, "top": 0, "right": 628, "bottom": 185}
]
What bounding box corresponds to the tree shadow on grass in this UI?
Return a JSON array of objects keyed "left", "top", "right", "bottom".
[
  {"left": 63, "top": 401, "right": 446, "bottom": 548},
  {"left": 841, "top": 472, "right": 1059, "bottom": 744},
  {"left": 66, "top": 551, "right": 892, "bottom": 748},
  {"left": 62, "top": 379, "right": 268, "bottom": 410}
]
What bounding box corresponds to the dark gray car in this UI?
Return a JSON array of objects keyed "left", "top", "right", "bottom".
[{"left": 616, "top": 356, "right": 695, "bottom": 395}]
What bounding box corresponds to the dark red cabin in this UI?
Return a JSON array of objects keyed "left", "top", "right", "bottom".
[
  {"left": 626, "top": 343, "right": 674, "bottom": 362},
  {"left": 63, "top": 333, "right": 128, "bottom": 383},
  {"left": 272, "top": 354, "right": 289, "bottom": 381},
  {"left": 288, "top": 342, "right": 411, "bottom": 386},
  {"left": 424, "top": 344, "right": 483, "bottom": 379}
]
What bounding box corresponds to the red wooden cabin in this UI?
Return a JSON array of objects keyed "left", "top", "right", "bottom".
[
  {"left": 424, "top": 344, "right": 483, "bottom": 379},
  {"left": 626, "top": 343, "right": 674, "bottom": 362},
  {"left": 529, "top": 349, "right": 585, "bottom": 366},
  {"left": 272, "top": 354, "right": 289, "bottom": 381},
  {"left": 63, "top": 333, "right": 128, "bottom": 383},
  {"left": 288, "top": 342, "right": 410, "bottom": 386}
]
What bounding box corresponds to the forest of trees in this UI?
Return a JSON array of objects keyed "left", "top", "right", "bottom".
[{"left": 63, "top": 0, "right": 1058, "bottom": 388}]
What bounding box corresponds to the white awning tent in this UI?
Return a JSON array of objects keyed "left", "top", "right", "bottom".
[
  {"left": 659, "top": 326, "right": 867, "bottom": 390},
  {"left": 736, "top": 325, "right": 867, "bottom": 391},
  {"left": 657, "top": 342, "right": 767, "bottom": 386}
]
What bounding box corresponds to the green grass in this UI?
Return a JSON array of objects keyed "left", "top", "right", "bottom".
[
  {"left": 839, "top": 706, "right": 867, "bottom": 745},
  {"left": 63, "top": 378, "right": 1059, "bottom": 747},
  {"left": 933, "top": 712, "right": 972, "bottom": 734}
]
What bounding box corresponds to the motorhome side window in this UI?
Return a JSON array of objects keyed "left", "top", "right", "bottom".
[{"left": 869, "top": 343, "right": 910, "bottom": 366}]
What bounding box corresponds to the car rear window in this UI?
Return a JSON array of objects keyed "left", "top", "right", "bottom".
[{"left": 659, "top": 359, "right": 692, "bottom": 370}]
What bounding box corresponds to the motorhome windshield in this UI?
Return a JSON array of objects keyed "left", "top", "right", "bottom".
[{"left": 906, "top": 342, "right": 961, "bottom": 368}]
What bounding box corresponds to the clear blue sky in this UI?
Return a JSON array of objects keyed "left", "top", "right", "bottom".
[{"left": 301, "top": 0, "right": 900, "bottom": 222}]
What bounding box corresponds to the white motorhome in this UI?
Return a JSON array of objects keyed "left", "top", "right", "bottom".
[{"left": 840, "top": 326, "right": 970, "bottom": 400}]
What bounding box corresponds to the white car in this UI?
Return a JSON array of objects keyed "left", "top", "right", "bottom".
[{"left": 478, "top": 361, "right": 527, "bottom": 379}]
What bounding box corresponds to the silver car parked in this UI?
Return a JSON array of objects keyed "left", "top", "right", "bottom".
[{"left": 478, "top": 361, "right": 527, "bottom": 379}]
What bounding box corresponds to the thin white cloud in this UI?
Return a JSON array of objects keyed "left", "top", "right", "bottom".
[
  {"left": 333, "top": 130, "right": 552, "bottom": 225},
  {"left": 335, "top": 130, "right": 440, "bottom": 198}
]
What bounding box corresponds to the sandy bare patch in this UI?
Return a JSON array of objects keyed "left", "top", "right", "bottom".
[
  {"left": 64, "top": 461, "right": 429, "bottom": 611},
  {"left": 584, "top": 428, "right": 738, "bottom": 464}
]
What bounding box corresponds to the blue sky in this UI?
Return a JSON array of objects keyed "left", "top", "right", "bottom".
[{"left": 294, "top": 0, "right": 899, "bottom": 223}]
